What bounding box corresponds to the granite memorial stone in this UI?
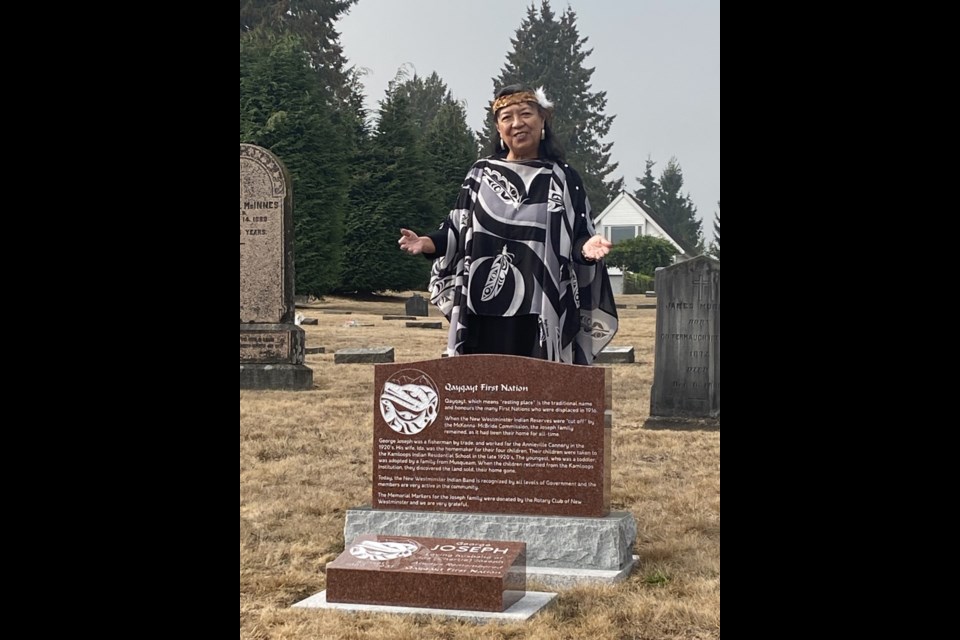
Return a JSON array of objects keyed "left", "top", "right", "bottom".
[
  {"left": 346, "top": 355, "right": 636, "bottom": 587},
  {"left": 325, "top": 534, "right": 526, "bottom": 612},
  {"left": 372, "top": 355, "right": 609, "bottom": 517}
]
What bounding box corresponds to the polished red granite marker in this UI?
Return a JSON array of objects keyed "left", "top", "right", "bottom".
[
  {"left": 326, "top": 534, "right": 526, "bottom": 612},
  {"left": 373, "top": 355, "right": 610, "bottom": 517}
]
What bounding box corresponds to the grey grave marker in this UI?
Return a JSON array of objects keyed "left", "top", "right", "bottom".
[
  {"left": 405, "top": 294, "right": 429, "bottom": 317},
  {"left": 334, "top": 347, "right": 395, "bottom": 364},
  {"left": 405, "top": 321, "right": 443, "bottom": 329},
  {"left": 649, "top": 256, "right": 720, "bottom": 418},
  {"left": 239, "top": 144, "right": 312, "bottom": 389},
  {"left": 595, "top": 346, "right": 635, "bottom": 364}
]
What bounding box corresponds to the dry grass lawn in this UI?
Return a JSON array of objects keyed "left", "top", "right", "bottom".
[{"left": 240, "top": 292, "right": 720, "bottom": 639}]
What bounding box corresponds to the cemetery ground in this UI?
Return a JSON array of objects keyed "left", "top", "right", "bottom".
[{"left": 240, "top": 292, "right": 720, "bottom": 640}]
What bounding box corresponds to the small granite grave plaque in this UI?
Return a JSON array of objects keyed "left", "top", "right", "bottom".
[
  {"left": 373, "top": 355, "right": 609, "bottom": 517},
  {"left": 335, "top": 347, "right": 395, "bottom": 364},
  {"left": 326, "top": 534, "right": 525, "bottom": 612},
  {"left": 650, "top": 256, "right": 720, "bottom": 417},
  {"left": 595, "top": 346, "right": 635, "bottom": 364}
]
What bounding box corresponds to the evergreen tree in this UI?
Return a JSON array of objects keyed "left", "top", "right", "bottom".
[
  {"left": 390, "top": 70, "right": 479, "bottom": 210},
  {"left": 240, "top": 33, "right": 349, "bottom": 296},
  {"left": 634, "top": 158, "right": 661, "bottom": 210},
  {"left": 240, "top": 0, "right": 358, "bottom": 104},
  {"left": 389, "top": 69, "right": 448, "bottom": 131},
  {"left": 486, "top": 0, "right": 621, "bottom": 212},
  {"left": 656, "top": 158, "right": 703, "bottom": 253},
  {"left": 633, "top": 156, "right": 703, "bottom": 254},
  {"left": 340, "top": 90, "right": 441, "bottom": 293},
  {"left": 710, "top": 201, "right": 720, "bottom": 260},
  {"left": 424, "top": 101, "right": 480, "bottom": 210}
]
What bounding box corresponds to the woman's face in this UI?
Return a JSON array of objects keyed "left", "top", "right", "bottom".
[{"left": 496, "top": 101, "right": 544, "bottom": 161}]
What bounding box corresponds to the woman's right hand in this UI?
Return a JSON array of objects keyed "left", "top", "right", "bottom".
[{"left": 398, "top": 228, "right": 435, "bottom": 255}]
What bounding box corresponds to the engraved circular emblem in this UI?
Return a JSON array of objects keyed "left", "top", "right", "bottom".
[
  {"left": 379, "top": 369, "right": 439, "bottom": 435},
  {"left": 349, "top": 539, "right": 420, "bottom": 562}
]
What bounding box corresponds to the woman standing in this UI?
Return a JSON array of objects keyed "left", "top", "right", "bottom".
[{"left": 398, "top": 84, "right": 618, "bottom": 364}]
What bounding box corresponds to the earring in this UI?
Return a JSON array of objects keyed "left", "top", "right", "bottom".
[
  {"left": 541, "top": 128, "right": 545, "bottom": 141},
  {"left": 499, "top": 138, "right": 506, "bottom": 151}
]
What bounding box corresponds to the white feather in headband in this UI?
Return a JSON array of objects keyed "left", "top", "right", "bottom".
[{"left": 534, "top": 86, "right": 554, "bottom": 109}]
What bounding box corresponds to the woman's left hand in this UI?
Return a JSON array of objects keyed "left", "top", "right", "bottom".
[{"left": 582, "top": 234, "right": 612, "bottom": 261}]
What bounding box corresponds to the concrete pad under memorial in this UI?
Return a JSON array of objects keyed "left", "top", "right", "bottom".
[
  {"left": 293, "top": 592, "right": 556, "bottom": 623},
  {"left": 239, "top": 143, "right": 311, "bottom": 389},
  {"left": 325, "top": 534, "right": 525, "bottom": 612},
  {"left": 649, "top": 256, "right": 720, "bottom": 419}
]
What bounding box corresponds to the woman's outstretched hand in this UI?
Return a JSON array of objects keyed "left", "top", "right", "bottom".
[
  {"left": 398, "top": 228, "right": 436, "bottom": 255},
  {"left": 582, "top": 234, "right": 613, "bottom": 261}
]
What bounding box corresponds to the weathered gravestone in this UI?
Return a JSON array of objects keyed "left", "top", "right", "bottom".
[
  {"left": 343, "top": 355, "right": 637, "bottom": 587},
  {"left": 239, "top": 143, "right": 312, "bottom": 390},
  {"left": 649, "top": 256, "right": 720, "bottom": 418},
  {"left": 405, "top": 294, "right": 429, "bottom": 317}
]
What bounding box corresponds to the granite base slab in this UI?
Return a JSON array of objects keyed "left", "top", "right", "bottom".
[
  {"left": 525, "top": 555, "right": 638, "bottom": 588},
  {"left": 292, "top": 589, "right": 557, "bottom": 622},
  {"left": 344, "top": 507, "right": 637, "bottom": 572}
]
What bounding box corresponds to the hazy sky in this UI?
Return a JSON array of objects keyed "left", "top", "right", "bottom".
[{"left": 337, "top": 0, "right": 720, "bottom": 242}]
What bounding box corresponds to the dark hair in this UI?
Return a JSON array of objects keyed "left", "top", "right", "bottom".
[{"left": 489, "top": 83, "right": 565, "bottom": 162}]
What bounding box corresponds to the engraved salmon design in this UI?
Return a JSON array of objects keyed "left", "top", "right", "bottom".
[
  {"left": 380, "top": 381, "right": 438, "bottom": 435},
  {"left": 349, "top": 540, "right": 420, "bottom": 561}
]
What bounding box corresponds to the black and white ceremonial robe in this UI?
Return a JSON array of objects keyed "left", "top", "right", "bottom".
[{"left": 426, "top": 157, "right": 619, "bottom": 365}]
